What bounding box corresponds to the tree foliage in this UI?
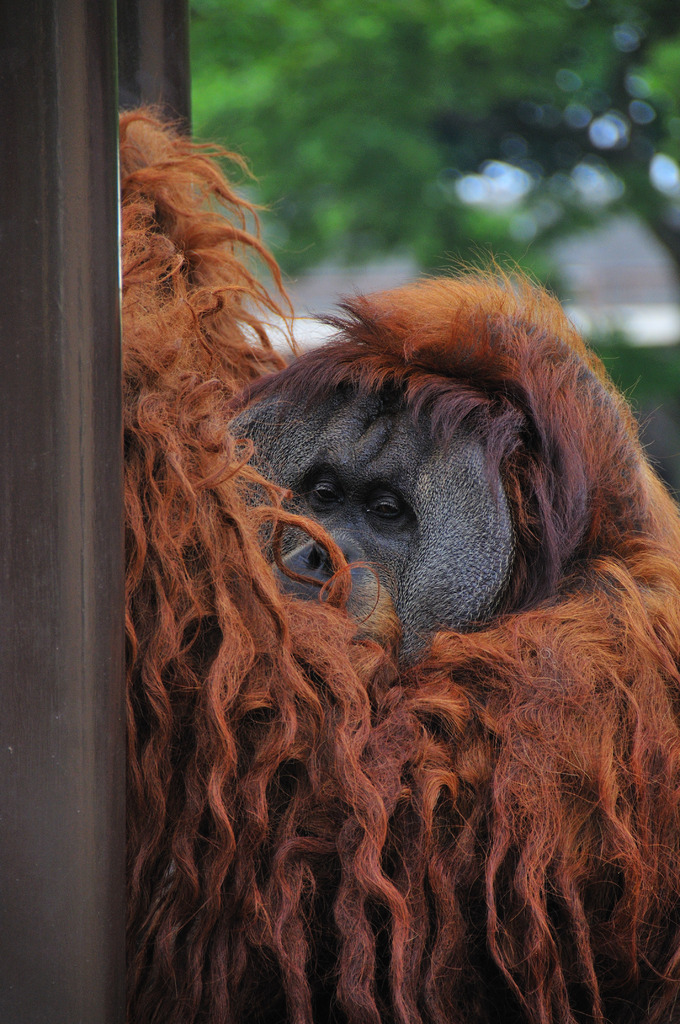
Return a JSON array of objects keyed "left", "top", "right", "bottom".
[{"left": 191, "top": 0, "right": 680, "bottom": 277}]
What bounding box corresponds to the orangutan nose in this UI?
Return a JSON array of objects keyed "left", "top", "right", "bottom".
[{"left": 283, "top": 537, "right": 364, "bottom": 584}]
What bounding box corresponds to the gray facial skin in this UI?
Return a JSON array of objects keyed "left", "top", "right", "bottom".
[{"left": 232, "top": 388, "right": 514, "bottom": 659}]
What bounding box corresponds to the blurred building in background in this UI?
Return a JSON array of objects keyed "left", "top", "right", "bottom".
[
  {"left": 285, "top": 216, "right": 680, "bottom": 345},
  {"left": 554, "top": 215, "right": 680, "bottom": 344}
]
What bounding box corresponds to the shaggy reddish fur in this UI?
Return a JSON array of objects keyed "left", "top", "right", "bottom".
[
  {"left": 124, "top": 112, "right": 680, "bottom": 1024},
  {"left": 123, "top": 110, "right": 398, "bottom": 1024}
]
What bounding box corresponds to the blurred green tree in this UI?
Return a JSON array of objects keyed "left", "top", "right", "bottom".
[{"left": 191, "top": 0, "right": 680, "bottom": 278}]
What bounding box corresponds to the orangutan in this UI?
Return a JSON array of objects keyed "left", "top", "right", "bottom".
[{"left": 124, "top": 111, "right": 680, "bottom": 1024}]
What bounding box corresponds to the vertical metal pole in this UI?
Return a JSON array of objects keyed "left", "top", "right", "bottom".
[
  {"left": 0, "top": 2, "right": 125, "bottom": 1023},
  {"left": 118, "top": 0, "right": 191, "bottom": 128}
]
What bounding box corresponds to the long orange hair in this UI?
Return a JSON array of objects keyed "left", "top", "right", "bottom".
[{"left": 124, "top": 113, "right": 680, "bottom": 1024}]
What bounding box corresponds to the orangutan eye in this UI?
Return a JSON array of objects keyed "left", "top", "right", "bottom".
[
  {"left": 309, "top": 478, "right": 342, "bottom": 507},
  {"left": 366, "top": 491, "right": 403, "bottom": 520}
]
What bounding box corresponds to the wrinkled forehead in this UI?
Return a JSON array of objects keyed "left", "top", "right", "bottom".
[
  {"left": 293, "top": 388, "right": 487, "bottom": 498},
  {"left": 306, "top": 390, "right": 427, "bottom": 477},
  {"left": 233, "top": 383, "right": 494, "bottom": 503}
]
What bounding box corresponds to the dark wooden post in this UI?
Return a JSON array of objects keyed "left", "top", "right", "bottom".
[
  {"left": 0, "top": 2, "right": 125, "bottom": 1022},
  {"left": 118, "top": 0, "right": 192, "bottom": 128}
]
